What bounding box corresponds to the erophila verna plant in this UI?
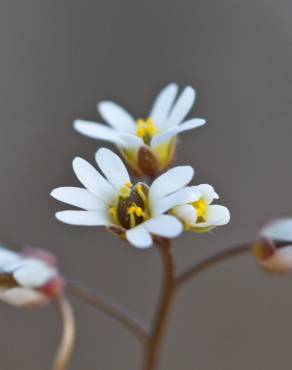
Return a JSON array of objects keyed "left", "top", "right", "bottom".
[{"left": 1, "top": 83, "right": 291, "bottom": 370}]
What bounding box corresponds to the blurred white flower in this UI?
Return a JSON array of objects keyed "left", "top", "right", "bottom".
[
  {"left": 74, "top": 83, "right": 206, "bottom": 177},
  {"left": 261, "top": 218, "right": 292, "bottom": 242},
  {"left": 0, "top": 246, "right": 64, "bottom": 307},
  {"left": 51, "top": 148, "right": 197, "bottom": 248},
  {"left": 253, "top": 218, "right": 292, "bottom": 274},
  {"left": 171, "top": 184, "right": 230, "bottom": 233}
]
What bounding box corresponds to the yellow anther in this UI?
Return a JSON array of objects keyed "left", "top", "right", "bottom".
[
  {"left": 192, "top": 198, "right": 207, "bottom": 220},
  {"left": 136, "top": 184, "right": 142, "bottom": 193},
  {"left": 127, "top": 204, "right": 149, "bottom": 229},
  {"left": 136, "top": 127, "right": 146, "bottom": 137},
  {"left": 135, "top": 208, "right": 143, "bottom": 217},
  {"left": 145, "top": 117, "right": 157, "bottom": 135},
  {"left": 119, "top": 182, "right": 132, "bottom": 198},
  {"left": 127, "top": 205, "right": 143, "bottom": 217},
  {"left": 135, "top": 117, "right": 158, "bottom": 142},
  {"left": 136, "top": 119, "right": 144, "bottom": 126},
  {"left": 127, "top": 204, "right": 143, "bottom": 228}
]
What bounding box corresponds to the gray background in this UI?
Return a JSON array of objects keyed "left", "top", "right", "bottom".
[{"left": 0, "top": 1, "right": 291, "bottom": 369}]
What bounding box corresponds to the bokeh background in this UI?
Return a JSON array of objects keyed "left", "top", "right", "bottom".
[{"left": 0, "top": 1, "right": 292, "bottom": 369}]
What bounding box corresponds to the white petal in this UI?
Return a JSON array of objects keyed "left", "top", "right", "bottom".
[
  {"left": 164, "top": 86, "right": 196, "bottom": 128},
  {"left": 173, "top": 204, "right": 198, "bottom": 226},
  {"left": 73, "top": 157, "right": 116, "bottom": 203},
  {"left": 126, "top": 226, "right": 152, "bottom": 249},
  {"left": 0, "top": 287, "right": 46, "bottom": 307},
  {"left": 190, "top": 184, "right": 219, "bottom": 204},
  {"left": 56, "top": 210, "right": 110, "bottom": 226},
  {"left": 149, "top": 166, "right": 194, "bottom": 201},
  {"left": 144, "top": 215, "right": 183, "bottom": 238},
  {"left": 151, "top": 118, "right": 206, "bottom": 147},
  {"left": 152, "top": 187, "right": 200, "bottom": 216},
  {"left": 95, "top": 148, "right": 131, "bottom": 190},
  {"left": 120, "top": 133, "right": 144, "bottom": 149},
  {"left": 207, "top": 205, "right": 230, "bottom": 226},
  {"left": 98, "top": 101, "right": 136, "bottom": 133},
  {"left": 0, "top": 247, "right": 20, "bottom": 266},
  {"left": 74, "top": 120, "right": 126, "bottom": 146},
  {"left": 7, "top": 259, "right": 56, "bottom": 288},
  {"left": 262, "top": 219, "right": 292, "bottom": 242},
  {"left": 51, "top": 187, "right": 106, "bottom": 211},
  {"left": 149, "top": 83, "right": 178, "bottom": 128}
]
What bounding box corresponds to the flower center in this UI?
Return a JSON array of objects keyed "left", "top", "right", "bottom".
[
  {"left": 136, "top": 117, "right": 159, "bottom": 145},
  {"left": 108, "top": 182, "right": 150, "bottom": 229},
  {"left": 191, "top": 198, "right": 207, "bottom": 222}
]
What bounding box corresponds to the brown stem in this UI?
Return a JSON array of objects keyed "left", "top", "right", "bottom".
[
  {"left": 175, "top": 243, "right": 251, "bottom": 289},
  {"left": 143, "top": 238, "right": 175, "bottom": 370},
  {"left": 66, "top": 280, "right": 148, "bottom": 342},
  {"left": 52, "top": 295, "right": 76, "bottom": 370}
]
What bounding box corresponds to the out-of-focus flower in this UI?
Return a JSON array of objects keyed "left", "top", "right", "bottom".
[
  {"left": 252, "top": 218, "right": 292, "bottom": 274},
  {"left": 0, "top": 246, "right": 64, "bottom": 307},
  {"left": 170, "top": 184, "right": 230, "bottom": 233},
  {"left": 51, "top": 148, "right": 197, "bottom": 249},
  {"left": 74, "top": 83, "right": 206, "bottom": 177}
]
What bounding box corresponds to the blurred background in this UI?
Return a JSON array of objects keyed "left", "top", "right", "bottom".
[{"left": 0, "top": 1, "right": 292, "bottom": 369}]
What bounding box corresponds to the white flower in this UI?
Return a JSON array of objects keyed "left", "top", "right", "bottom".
[
  {"left": 171, "top": 184, "right": 230, "bottom": 232},
  {"left": 261, "top": 218, "right": 292, "bottom": 242},
  {"left": 252, "top": 218, "right": 292, "bottom": 274},
  {"left": 74, "top": 83, "right": 206, "bottom": 177},
  {"left": 51, "top": 148, "right": 197, "bottom": 248},
  {"left": 0, "top": 246, "right": 63, "bottom": 307}
]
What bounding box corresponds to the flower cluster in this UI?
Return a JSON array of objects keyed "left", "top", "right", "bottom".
[{"left": 52, "top": 83, "right": 230, "bottom": 248}]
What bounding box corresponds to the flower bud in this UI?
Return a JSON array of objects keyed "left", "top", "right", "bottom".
[{"left": 253, "top": 219, "right": 292, "bottom": 274}]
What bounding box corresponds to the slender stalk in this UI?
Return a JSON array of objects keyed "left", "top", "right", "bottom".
[
  {"left": 175, "top": 243, "right": 251, "bottom": 288},
  {"left": 52, "top": 295, "right": 76, "bottom": 370},
  {"left": 143, "top": 238, "right": 175, "bottom": 370},
  {"left": 66, "top": 280, "right": 148, "bottom": 342}
]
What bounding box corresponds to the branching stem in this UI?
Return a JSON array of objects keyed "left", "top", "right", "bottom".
[
  {"left": 142, "top": 241, "right": 251, "bottom": 370},
  {"left": 66, "top": 280, "right": 148, "bottom": 342},
  {"left": 176, "top": 243, "right": 251, "bottom": 288},
  {"left": 62, "top": 242, "right": 251, "bottom": 370}
]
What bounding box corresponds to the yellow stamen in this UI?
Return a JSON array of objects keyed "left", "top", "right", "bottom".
[
  {"left": 127, "top": 205, "right": 143, "bottom": 217},
  {"left": 127, "top": 203, "right": 149, "bottom": 228},
  {"left": 191, "top": 198, "right": 207, "bottom": 220},
  {"left": 136, "top": 184, "right": 148, "bottom": 205},
  {"left": 129, "top": 212, "right": 136, "bottom": 229},
  {"left": 135, "top": 117, "right": 158, "bottom": 144},
  {"left": 108, "top": 207, "right": 118, "bottom": 224},
  {"left": 136, "top": 126, "right": 146, "bottom": 137},
  {"left": 119, "top": 181, "right": 132, "bottom": 198}
]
